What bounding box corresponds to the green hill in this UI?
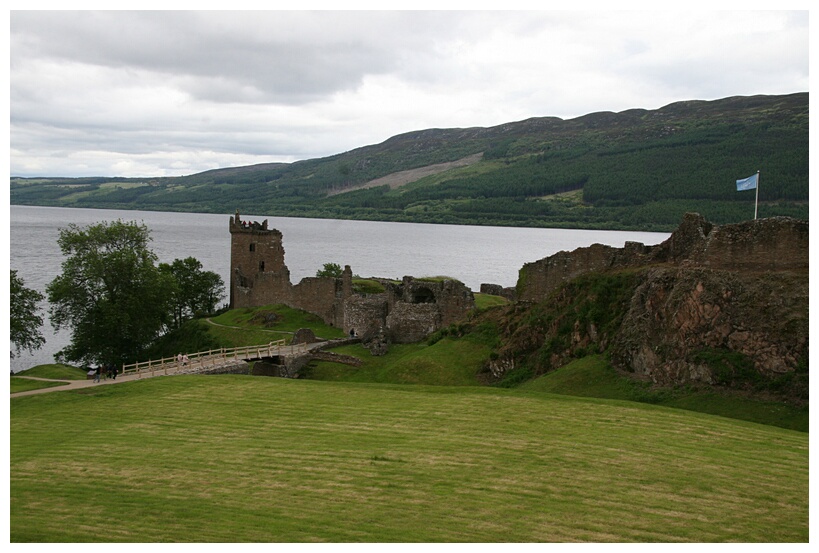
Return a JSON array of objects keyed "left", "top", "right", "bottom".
[{"left": 10, "top": 93, "right": 808, "bottom": 231}]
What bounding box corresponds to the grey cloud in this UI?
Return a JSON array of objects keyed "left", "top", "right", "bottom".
[
  {"left": 9, "top": 10, "right": 809, "bottom": 179},
  {"left": 11, "top": 11, "right": 451, "bottom": 105}
]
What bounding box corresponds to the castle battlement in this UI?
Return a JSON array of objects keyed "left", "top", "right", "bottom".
[{"left": 229, "top": 210, "right": 275, "bottom": 234}]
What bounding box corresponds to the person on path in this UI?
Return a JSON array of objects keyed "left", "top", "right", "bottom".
[{"left": 93, "top": 366, "right": 101, "bottom": 383}]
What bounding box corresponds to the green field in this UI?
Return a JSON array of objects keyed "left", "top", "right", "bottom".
[
  {"left": 10, "top": 376, "right": 808, "bottom": 542},
  {"left": 12, "top": 303, "right": 808, "bottom": 541}
]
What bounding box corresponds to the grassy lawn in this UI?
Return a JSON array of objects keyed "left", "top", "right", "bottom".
[
  {"left": 10, "top": 376, "right": 808, "bottom": 542},
  {"left": 519, "top": 355, "right": 809, "bottom": 432},
  {"left": 10, "top": 378, "right": 71, "bottom": 394}
]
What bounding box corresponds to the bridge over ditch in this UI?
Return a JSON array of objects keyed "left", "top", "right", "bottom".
[{"left": 121, "top": 340, "right": 315, "bottom": 379}]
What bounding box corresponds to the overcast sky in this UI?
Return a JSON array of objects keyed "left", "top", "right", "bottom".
[{"left": 8, "top": 8, "right": 810, "bottom": 178}]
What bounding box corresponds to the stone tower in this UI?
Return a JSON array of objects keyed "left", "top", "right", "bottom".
[{"left": 229, "top": 210, "right": 292, "bottom": 308}]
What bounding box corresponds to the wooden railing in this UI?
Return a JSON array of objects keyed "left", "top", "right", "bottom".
[{"left": 120, "top": 340, "right": 310, "bottom": 378}]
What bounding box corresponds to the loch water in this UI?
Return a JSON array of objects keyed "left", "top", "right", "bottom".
[{"left": 9, "top": 205, "right": 669, "bottom": 372}]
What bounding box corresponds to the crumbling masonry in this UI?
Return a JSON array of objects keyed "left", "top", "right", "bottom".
[{"left": 229, "top": 211, "right": 474, "bottom": 343}]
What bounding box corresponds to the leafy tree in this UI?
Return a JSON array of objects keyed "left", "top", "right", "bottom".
[
  {"left": 10, "top": 270, "right": 45, "bottom": 358},
  {"left": 47, "top": 220, "right": 175, "bottom": 367},
  {"left": 316, "top": 262, "right": 343, "bottom": 278},
  {"left": 159, "top": 257, "right": 225, "bottom": 329}
]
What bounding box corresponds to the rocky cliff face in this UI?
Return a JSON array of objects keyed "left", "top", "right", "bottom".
[
  {"left": 492, "top": 214, "right": 808, "bottom": 400},
  {"left": 609, "top": 267, "right": 808, "bottom": 392}
]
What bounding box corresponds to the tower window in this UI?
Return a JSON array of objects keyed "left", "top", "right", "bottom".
[
  {"left": 249, "top": 243, "right": 255, "bottom": 252},
  {"left": 259, "top": 261, "right": 265, "bottom": 272}
]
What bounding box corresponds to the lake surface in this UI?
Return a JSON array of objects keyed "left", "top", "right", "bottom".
[{"left": 9, "top": 205, "right": 669, "bottom": 372}]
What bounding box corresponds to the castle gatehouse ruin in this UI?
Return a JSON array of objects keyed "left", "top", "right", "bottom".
[{"left": 229, "top": 211, "right": 475, "bottom": 343}]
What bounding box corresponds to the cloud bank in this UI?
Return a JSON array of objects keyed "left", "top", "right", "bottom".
[{"left": 9, "top": 10, "right": 809, "bottom": 177}]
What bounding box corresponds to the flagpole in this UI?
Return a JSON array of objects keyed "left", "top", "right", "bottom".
[{"left": 754, "top": 170, "right": 760, "bottom": 220}]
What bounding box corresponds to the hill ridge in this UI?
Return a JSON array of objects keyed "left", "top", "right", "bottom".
[{"left": 11, "top": 92, "right": 808, "bottom": 231}]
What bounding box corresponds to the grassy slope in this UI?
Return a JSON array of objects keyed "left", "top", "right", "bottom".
[
  {"left": 10, "top": 376, "right": 808, "bottom": 542},
  {"left": 15, "top": 363, "right": 89, "bottom": 380},
  {"left": 209, "top": 304, "right": 346, "bottom": 338},
  {"left": 519, "top": 356, "right": 808, "bottom": 432},
  {"left": 120, "top": 303, "right": 811, "bottom": 431},
  {"left": 11, "top": 364, "right": 89, "bottom": 393},
  {"left": 305, "top": 339, "right": 490, "bottom": 386},
  {"left": 20, "top": 300, "right": 805, "bottom": 433}
]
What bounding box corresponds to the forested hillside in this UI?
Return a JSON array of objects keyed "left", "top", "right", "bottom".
[{"left": 11, "top": 93, "right": 807, "bottom": 231}]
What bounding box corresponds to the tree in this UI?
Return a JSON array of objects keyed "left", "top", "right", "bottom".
[
  {"left": 159, "top": 257, "right": 226, "bottom": 329},
  {"left": 47, "top": 220, "right": 175, "bottom": 367},
  {"left": 10, "top": 270, "right": 45, "bottom": 358},
  {"left": 316, "top": 262, "right": 343, "bottom": 278}
]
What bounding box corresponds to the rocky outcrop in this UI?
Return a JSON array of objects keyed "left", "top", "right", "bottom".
[
  {"left": 292, "top": 328, "right": 320, "bottom": 345},
  {"left": 363, "top": 329, "right": 390, "bottom": 356},
  {"left": 609, "top": 267, "right": 808, "bottom": 389},
  {"left": 500, "top": 214, "right": 808, "bottom": 398}
]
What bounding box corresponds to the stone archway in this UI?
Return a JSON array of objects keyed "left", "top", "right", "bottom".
[{"left": 411, "top": 287, "right": 436, "bottom": 304}]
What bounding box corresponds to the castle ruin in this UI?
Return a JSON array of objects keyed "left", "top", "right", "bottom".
[
  {"left": 229, "top": 210, "right": 474, "bottom": 343},
  {"left": 516, "top": 212, "right": 809, "bottom": 303}
]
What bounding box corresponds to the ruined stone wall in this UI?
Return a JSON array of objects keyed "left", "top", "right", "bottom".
[
  {"left": 385, "top": 303, "right": 442, "bottom": 343},
  {"left": 229, "top": 212, "right": 354, "bottom": 322},
  {"left": 290, "top": 277, "right": 344, "bottom": 326},
  {"left": 343, "top": 295, "right": 388, "bottom": 340},
  {"left": 340, "top": 277, "right": 475, "bottom": 342},
  {"left": 697, "top": 217, "right": 808, "bottom": 271},
  {"left": 480, "top": 283, "right": 516, "bottom": 301},
  {"left": 434, "top": 279, "right": 477, "bottom": 326},
  {"left": 518, "top": 213, "right": 808, "bottom": 303},
  {"left": 518, "top": 243, "right": 625, "bottom": 303},
  {"left": 228, "top": 211, "right": 475, "bottom": 343}
]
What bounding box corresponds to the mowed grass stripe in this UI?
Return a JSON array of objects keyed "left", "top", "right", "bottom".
[{"left": 11, "top": 375, "right": 807, "bottom": 542}]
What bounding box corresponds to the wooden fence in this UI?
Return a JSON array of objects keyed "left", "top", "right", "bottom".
[{"left": 120, "top": 340, "right": 309, "bottom": 378}]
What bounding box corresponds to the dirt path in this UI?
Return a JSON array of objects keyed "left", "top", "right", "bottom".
[
  {"left": 204, "top": 318, "right": 294, "bottom": 334},
  {"left": 11, "top": 371, "right": 146, "bottom": 398}
]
